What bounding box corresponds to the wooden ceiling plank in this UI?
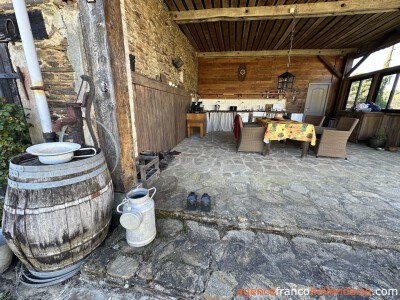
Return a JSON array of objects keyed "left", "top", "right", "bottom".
[
  {"left": 204, "top": 0, "right": 213, "bottom": 9},
  {"left": 236, "top": 21, "right": 244, "bottom": 51},
  {"left": 197, "top": 48, "right": 357, "bottom": 57},
  {"left": 357, "top": 24, "right": 400, "bottom": 57},
  {"left": 180, "top": 24, "right": 203, "bottom": 51},
  {"left": 304, "top": 16, "right": 346, "bottom": 49},
  {"left": 294, "top": 17, "right": 326, "bottom": 48},
  {"left": 247, "top": 0, "right": 258, "bottom": 7},
  {"left": 164, "top": 0, "right": 179, "bottom": 11},
  {"left": 281, "top": 17, "right": 308, "bottom": 49},
  {"left": 221, "top": 0, "right": 230, "bottom": 8},
  {"left": 214, "top": 22, "right": 226, "bottom": 51},
  {"left": 272, "top": 18, "right": 293, "bottom": 50},
  {"left": 347, "top": 15, "right": 400, "bottom": 49},
  {"left": 229, "top": 21, "right": 236, "bottom": 50},
  {"left": 198, "top": 23, "right": 214, "bottom": 51},
  {"left": 222, "top": 21, "right": 230, "bottom": 51},
  {"left": 241, "top": 21, "right": 251, "bottom": 50},
  {"left": 255, "top": 20, "right": 274, "bottom": 50},
  {"left": 171, "top": 0, "right": 400, "bottom": 23},
  {"left": 196, "top": 0, "right": 205, "bottom": 9},
  {"left": 230, "top": 0, "right": 240, "bottom": 8},
  {"left": 171, "top": 0, "right": 186, "bottom": 11},
  {"left": 246, "top": 20, "right": 260, "bottom": 50},
  {"left": 239, "top": 0, "right": 248, "bottom": 7},
  {"left": 180, "top": 24, "right": 205, "bottom": 51},
  {"left": 296, "top": 17, "right": 335, "bottom": 48},
  {"left": 262, "top": 19, "right": 285, "bottom": 49},
  {"left": 184, "top": 0, "right": 196, "bottom": 10},
  {"left": 250, "top": 20, "right": 267, "bottom": 50},
  {"left": 207, "top": 22, "right": 221, "bottom": 51},
  {"left": 189, "top": 24, "right": 210, "bottom": 51},
  {"left": 330, "top": 13, "right": 400, "bottom": 49},
  {"left": 323, "top": 14, "right": 375, "bottom": 48}
]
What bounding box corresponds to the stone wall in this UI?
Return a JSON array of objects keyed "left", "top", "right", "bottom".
[
  {"left": 124, "top": 0, "right": 197, "bottom": 93},
  {"left": 1, "top": 0, "right": 85, "bottom": 143}
]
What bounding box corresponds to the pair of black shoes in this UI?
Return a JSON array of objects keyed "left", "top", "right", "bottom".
[{"left": 186, "top": 192, "right": 211, "bottom": 211}]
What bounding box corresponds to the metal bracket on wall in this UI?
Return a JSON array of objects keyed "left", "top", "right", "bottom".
[{"left": 0, "top": 73, "right": 19, "bottom": 79}]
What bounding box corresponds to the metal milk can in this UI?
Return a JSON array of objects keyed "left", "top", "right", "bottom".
[{"left": 116, "top": 187, "right": 156, "bottom": 247}]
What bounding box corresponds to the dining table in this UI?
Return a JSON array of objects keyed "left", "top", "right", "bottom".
[{"left": 255, "top": 117, "right": 317, "bottom": 158}]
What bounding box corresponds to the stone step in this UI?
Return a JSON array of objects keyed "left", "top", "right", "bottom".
[
  {"left": 156, "top": 208, "right": 400, "bottom": 252},
  {"left": 80, "top": 218, "right": 400, "bottom": 299}
]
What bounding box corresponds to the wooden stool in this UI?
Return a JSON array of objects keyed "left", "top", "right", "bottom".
[{"left": 186, "top": 113, "right": 206, "bottom": 138}]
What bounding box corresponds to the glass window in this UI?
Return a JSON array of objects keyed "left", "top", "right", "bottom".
[
  {"left": 375, "top": 73, "right": 400, "bottom": 109},
  {"left": 390, "top": 77, "right": 400, "bottom": 109},
  {"left": 350, "top": 43, "right": 400, "bottom": 76},
  {"left": 345, "top": 78, "right": 372, "bottom": 109}
]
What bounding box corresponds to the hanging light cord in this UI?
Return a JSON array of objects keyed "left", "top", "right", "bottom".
[{"left": 287, "top": 8, "right": 297, "bottom": 72}]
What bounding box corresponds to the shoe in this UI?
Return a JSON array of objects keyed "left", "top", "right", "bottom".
[
  {"left": 186, "top": 192, "right": 197, "bottom": 210},
  {"left": 200, "top": 193, "right": 211, "bottom": 212}
]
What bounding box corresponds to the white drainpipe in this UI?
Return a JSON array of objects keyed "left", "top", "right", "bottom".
[{"left": 12, "top": 0, "right": 55, "bottom": 142}]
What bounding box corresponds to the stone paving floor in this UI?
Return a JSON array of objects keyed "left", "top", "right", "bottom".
[
  {"left": 154, "top": 132, "right": 400, "bottom": 250},
  {"left": 1, "top": 131, "right": 400, "bottom": 299}
]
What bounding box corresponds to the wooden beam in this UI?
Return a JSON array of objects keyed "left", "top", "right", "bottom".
[
  {"left": 104, "top": 0, "right": 137, "bottom": 191},
  {"left": 79, "top": 0, "right": 136, "bottom": 193},
  {"left": 172, "top": 0, "right": 400, "bottom": 24},
  {"left": 344, "top": 54, "right": 370, "bottom": 77},
  {"left": 131, "top": 72, "right": 189, "bottom": 97},
  {"left": 318, "top": 55, "right": 342, "bottom": 78},
  {"left": 197, "top": 48, "right": 357, "bottom": 58}
]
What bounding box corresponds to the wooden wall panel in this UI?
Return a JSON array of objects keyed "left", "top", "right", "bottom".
[
  {"left": 198, "top": 56, "right": 344, "bottom": 116},
  {"left": 380, "top": 113, "right": 400, "bottom": 147},
  {"left": 132, "top": 73, "right": 191, "bottom": 153}
]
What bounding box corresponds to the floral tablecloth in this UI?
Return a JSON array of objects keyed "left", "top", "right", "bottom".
[{"left": 256, "top": 118, "right": 316, "bottom": 146}]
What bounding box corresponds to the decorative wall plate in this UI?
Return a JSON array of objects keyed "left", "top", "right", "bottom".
[{"left": 238, "top": 64, "right": 247, "bottom": 81}]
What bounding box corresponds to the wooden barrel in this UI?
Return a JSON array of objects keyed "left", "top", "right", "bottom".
[{"left": 2, "top": 151, "right": 113, "bottom": 272}]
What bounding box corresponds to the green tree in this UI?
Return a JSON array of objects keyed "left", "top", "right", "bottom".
[{"left": 375, "top": 46, "right": 395, "bottom": 108}]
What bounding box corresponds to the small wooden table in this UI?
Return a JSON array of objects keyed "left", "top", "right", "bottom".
[{"left": 186, "top": 113, "right": 206, "bottom": 138}]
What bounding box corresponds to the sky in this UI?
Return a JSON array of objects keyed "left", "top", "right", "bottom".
[{"left": 351, "top": 42, "right": 400, "bottom": 76}]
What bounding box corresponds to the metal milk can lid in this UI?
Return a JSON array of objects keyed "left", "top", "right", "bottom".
[{"left": 120, "top": 211, "right": 142, "bottom": 230}]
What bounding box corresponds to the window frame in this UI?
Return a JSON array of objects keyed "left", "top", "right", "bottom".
[
  {"left": 344, "top": 65, "right": 400, "bottom": 112},
  {"left": 345, "top": 77, "right": 374, "bottom": 109},
  {"left": 372, "top": 70, "right": 400, "bottom": 111}
]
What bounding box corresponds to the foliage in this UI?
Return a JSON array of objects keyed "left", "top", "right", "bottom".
[
  {"left": 0, "top": 97, "right": 31, "bottom": 188},
  {"left": 372, "top": 128, "right": 387, "bottom": 140},
  {"left": 375, "top": 48, "right": 395, "bottom": 108}
]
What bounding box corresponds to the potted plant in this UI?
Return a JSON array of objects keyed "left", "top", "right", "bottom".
[{"left": 368, "top": 128, "right": 387, "bottom": 149}]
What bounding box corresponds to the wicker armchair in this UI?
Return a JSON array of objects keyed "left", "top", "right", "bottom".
[
  {"left": 304, "top": 115, "right": 326, "bottom": 126},
  {"left": 236, "top": 116, "right": 266, "bottom": 154},
  {"left": 314, "top": 117, "right": 359, "bottom": 159}
]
